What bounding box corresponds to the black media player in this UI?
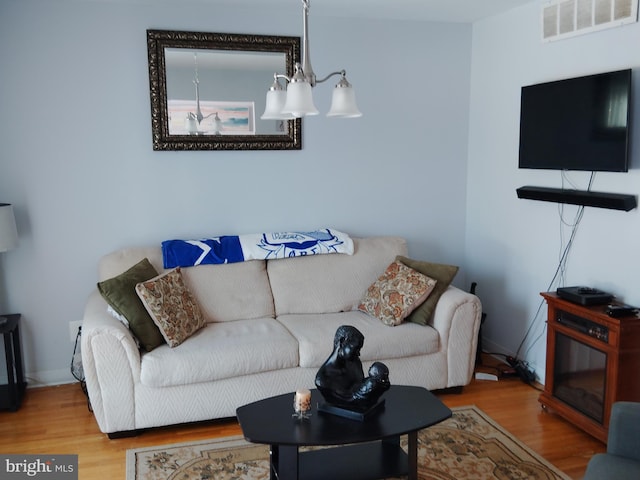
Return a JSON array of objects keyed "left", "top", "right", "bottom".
[{"left": 556, "top": 286, "right": 614, "bottom": 306}]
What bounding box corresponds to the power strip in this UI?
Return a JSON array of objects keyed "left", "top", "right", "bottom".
[{"left": 506, "top": 356, "right": 536, "bottom": 384}]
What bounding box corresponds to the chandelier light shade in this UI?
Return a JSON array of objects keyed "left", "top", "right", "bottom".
[
  {"left": 211, "top": 112, "right": 223, "bottom": 135},
  {"left": 327, "top": 76, "right": 362, "bottom": 118},
  {"left": 261, "top": 0, "right": 362, "bottom": 120},
  {"left": 0, "top": 204, "right": 18, "bottom": 253},
  {"left": 281, "top": 67, "right": 319, "bottom": 117},
  {"left": 262, "top": 77, "right": 295, "bottom": 120}
]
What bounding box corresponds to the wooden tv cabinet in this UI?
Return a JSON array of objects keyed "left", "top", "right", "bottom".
[{"left": 538, "top": 292, "right": 640, "bottom": 443}]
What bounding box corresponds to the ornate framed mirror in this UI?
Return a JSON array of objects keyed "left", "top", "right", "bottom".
[{"left": 147, "top": 30, "right": 302, "bottom": 151}]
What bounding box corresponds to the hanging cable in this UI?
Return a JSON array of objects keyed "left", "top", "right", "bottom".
[{"left": 514, "top": 171, "right": 595, "bottom": 361}]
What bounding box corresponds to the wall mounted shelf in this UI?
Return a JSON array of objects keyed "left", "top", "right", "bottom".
[{"left": 516, "top": 186, "right": 637, "bottom": 211}]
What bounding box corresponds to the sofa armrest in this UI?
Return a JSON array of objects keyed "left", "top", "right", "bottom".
[
  {"left": 608, "top": 401, "right": 640, "bottom": 461},
  {"left": 81, "top": 290, "right": 141, "bottom": 433},
  {"left": 429, "top": 285, "right": 482, "bottom": 388}
]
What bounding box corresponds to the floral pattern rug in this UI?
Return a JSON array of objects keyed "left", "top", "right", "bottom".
[{"left": 126, "top": 405, "right": 569, "bottom": 480}]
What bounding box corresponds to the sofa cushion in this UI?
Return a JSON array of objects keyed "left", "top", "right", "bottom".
[
  {"left": 97, "top": 257, "right": 165, "bottom": 352},
  {"left": 135, "top": 268, "right": 206, "bottom": 347},
  {"left": 98, "top": 246, "right": 274, "bottom": 322},
  {"left": 139, "top": 317, "right": 299, "bottom": 387},
  {"left": 277, "top": 311, "right": 440, "bottom": 368},
  {"left": 267, "top": 236, "right": 408, "bottom": 315},
  {"left": 179, "top": 260, "right": 275, "bottom": 322},
  {"left": 397, "top": 256, "right": 459, "bottom": 326},
  {"left": 358, "top": 260, "right": 437, "bottom": 326}
]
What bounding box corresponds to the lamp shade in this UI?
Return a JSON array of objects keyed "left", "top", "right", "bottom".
[
  {"left": 261, "top": 89, "right": 294, "bottom": 120},
  {"left": 212, "top": 113, "right": 223, "bottom": 135},
  {"left": 0, "top": 204, "right": 18, "bottom": 252},
  {"left": 327, "top": 84, "right": 362, "bottom": 118},
  {"left": 185, "top": 114, "right": 198, "bottom": 134},
  {"left": 282, "top": 81, "right": 319, "bottom": 117}
]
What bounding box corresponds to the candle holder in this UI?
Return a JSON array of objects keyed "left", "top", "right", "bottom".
[{"left": 292, "top": 388, "right": 312, "bottom": 420}]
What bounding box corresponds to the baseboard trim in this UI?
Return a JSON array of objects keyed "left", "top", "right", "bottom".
[{"left": 24, "top": 369, "right": 76, "bottom": 388}]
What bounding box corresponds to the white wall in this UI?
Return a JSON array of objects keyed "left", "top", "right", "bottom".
[
  {"left": 0, "top": 0, "right": 472, "bottom": 384},
  {"left": 467, "top": 3, "right": 640, "bottom": 381}
]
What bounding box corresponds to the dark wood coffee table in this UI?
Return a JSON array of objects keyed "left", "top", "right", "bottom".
[{"left": 236, "top": 385, "right": 451, "bottom": 480}]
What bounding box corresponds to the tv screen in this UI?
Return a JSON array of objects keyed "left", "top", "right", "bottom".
[{"left": 518, "top": 69, "right": 631, "bottom": 172}]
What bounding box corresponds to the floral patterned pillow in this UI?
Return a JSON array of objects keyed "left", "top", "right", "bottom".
[
  {"left": 358, "top": 260, "right": 437, "bottom": 326},
  {"left": 135, "top": 268, "right": 206, "bottom": 347}
]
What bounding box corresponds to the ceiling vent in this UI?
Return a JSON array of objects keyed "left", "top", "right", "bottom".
[{"left": 542, "top": 0, "right": 638, "bottom": 41}]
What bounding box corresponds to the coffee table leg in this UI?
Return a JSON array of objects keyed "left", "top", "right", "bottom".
[
  {"left": 407, "top": 431, "right": 418, "bottom": 480},
  {"left": 382, "top": 435, "right": 400, "bottom": 447},
  {"left": 270, "top": 445, "right": 278, "bottom": 480},
  {"left": 270, "top": 444, "right": 299, "bottom": 480}
]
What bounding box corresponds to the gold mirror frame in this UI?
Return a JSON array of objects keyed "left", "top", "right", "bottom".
[{"left": 147, "top": 29, "right": 302, "bottom": 151}]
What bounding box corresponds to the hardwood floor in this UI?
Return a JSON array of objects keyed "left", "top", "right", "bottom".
[{"left": 0, "top": 366, "right": 605, "bottom": 479}]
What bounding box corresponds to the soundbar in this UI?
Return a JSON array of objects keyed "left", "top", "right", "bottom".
[{"left": 516, "top": 186, "right": 637, "bottom": 211}]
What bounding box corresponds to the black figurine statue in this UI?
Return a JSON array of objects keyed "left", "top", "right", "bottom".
[
  {"left": 315, "top": 325, "right": 390, "bottom": 410},
  {"left": 350, "top": 361, "right": 390, "bottom": 406}
]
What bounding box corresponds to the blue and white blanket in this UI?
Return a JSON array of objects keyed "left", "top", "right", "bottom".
[{"left": 162, "top": 228, "right": 354, "bottom": 268}]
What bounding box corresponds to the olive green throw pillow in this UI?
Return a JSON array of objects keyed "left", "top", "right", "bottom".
[
  {"left": 396, "top": 256, "right": 459, "bottom": 326},
  {"left": 97, "top": 258, "right": 165, "bottom": 352}
]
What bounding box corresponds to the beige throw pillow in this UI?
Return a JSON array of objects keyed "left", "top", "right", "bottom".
[
  {"left": 358, "top": 260, "right": 437, "bottom": 326},
  {"left": 135, "top": 268, "right": 206, "bottom": 347}
]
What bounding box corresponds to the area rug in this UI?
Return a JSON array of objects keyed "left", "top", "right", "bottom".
[{"left": 126, "top": 405, "right": 569, "bottom": 480}]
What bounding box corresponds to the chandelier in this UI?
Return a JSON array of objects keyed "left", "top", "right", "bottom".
[
  {"left": 184, "top": 52, "right": 223, "bottom": 135},
  {"left": 261, "top": 0, "right": 362, "bottom": 120}
]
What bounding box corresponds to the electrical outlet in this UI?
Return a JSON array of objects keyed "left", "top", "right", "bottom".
[{"left": 69, "top": 320, "right": 82, "bottom": 342}]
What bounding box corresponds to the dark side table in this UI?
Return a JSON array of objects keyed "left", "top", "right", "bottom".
[{"left": 1, "top": 313, "right": 26, "bottom": 411}]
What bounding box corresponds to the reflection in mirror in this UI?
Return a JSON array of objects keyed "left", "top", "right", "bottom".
[
  {"left": 147, "top": 30, "right": 301, "bottom": 151},
  {"left": 165, "top": 49, "right": 289, "bottom": 135}
]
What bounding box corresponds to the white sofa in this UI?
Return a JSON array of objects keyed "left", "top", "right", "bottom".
[{"left": 81, "top": 236, "right": 482, "bottom": 437}]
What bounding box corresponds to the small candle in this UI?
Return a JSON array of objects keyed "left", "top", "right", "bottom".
[{"left": 294, "top": 388, "right": 311, "bottom": 413}]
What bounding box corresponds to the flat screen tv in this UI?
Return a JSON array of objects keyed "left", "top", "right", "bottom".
[{"left": 519, "top": 69, "right": 632, "bottom": 172}]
